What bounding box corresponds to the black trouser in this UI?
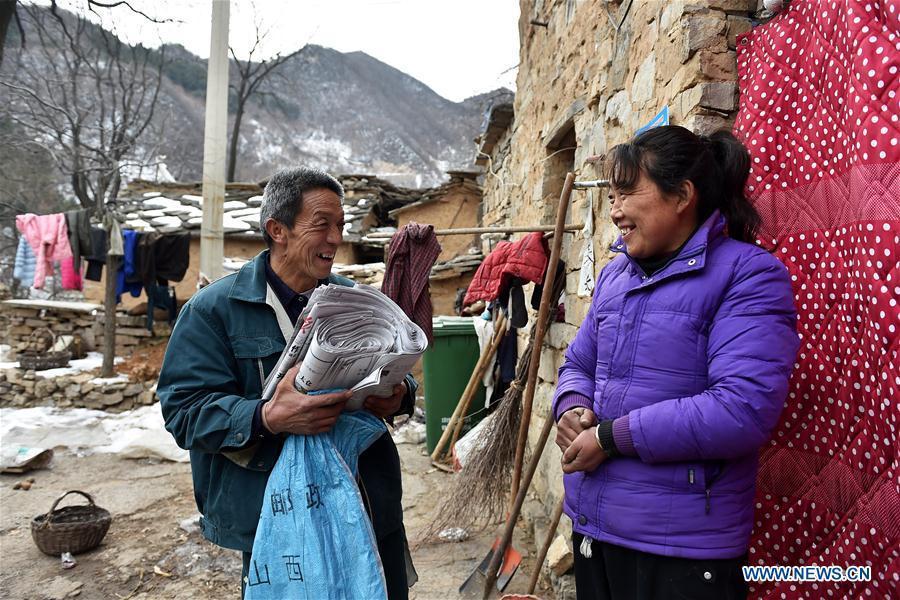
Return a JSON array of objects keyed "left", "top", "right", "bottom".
[
  {"left": 241, "top": 528, "right": 408, "bottom": 599},
  {"left": 572, "top": 533, "right": 748, "bottom": 600}
]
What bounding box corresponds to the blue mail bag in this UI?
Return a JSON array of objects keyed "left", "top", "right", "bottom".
[{"left": 245, "top": 411, "right": 388, "bottom": 599}]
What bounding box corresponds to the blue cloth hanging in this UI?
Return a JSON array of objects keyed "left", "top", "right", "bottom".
[
  {"left": 116, "top": 229, "right": 142, "bottom": 302},
  {"left": 13, "top": 237, "right": 36, "bottom": 286}
]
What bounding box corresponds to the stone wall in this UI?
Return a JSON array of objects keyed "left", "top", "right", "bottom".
[
  {"left": 481, "top": 0, "right": 758, "bottom": 590},
  {"left": 0, "top": 368, "right": 156, "bottom": 412},
  {"left": 1, "top": 300, "right": 172, "bottom": 359}
]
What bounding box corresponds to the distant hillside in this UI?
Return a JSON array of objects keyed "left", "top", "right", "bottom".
[
  {"left": 128, "top": 38, "right": 514, "bottom": 187},
  {"left": 2, "top": 7, "right": 512, "bottom": 188}
]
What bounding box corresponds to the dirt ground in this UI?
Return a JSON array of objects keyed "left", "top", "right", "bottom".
[
  {"left": 116, "top": 341, "right": 169, "bottom": 383},
  {"left": 0, "top": 434, "right": 550, "bottom": 600}
]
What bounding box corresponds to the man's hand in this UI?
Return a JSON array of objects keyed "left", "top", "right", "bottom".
[
  {"left": 263, "top": 365, "right": 350, "bottom": 435},
  {"left": 556, "top": 407, "right": 597, "bottom": 453},
  {"left": 561, "top": 427, "right": 607, "bottom": 474},
  {"left": 363, "top": 383, "right": 406, "bottom": 419}
]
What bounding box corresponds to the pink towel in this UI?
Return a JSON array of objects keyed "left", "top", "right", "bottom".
[
  {"left": 60, "top": 257, "right": 82, "bottom": 291},
  {"left": 15, "top": 213, "right": 73, "bottom": 289}
]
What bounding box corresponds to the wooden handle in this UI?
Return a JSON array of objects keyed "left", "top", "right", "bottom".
[
  {"left": 42, "top": 490, "right": 96, "bottom": 527},
  {"left": 528, "top": 496, "right": 566, "bottom": 594},
  {"left": 484, "top": 412, "right": 556, "bottom": 599},
  {"left": 447, "top": 317, "right": 510, "bottom": 449},
  {"left": 511, "top": 172, "right": 576, "bottom": 501}
]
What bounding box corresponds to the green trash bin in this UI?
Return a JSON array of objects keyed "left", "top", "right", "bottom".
[{"left": 423, "top": 316, "right": 487, "bottom": 454}]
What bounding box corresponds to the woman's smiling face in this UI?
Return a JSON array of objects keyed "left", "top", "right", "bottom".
[{"left": 609, "top": 171, "right": 699, "bottom": 260}]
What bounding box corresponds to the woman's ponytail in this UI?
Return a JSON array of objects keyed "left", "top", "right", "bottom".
[{"left": 705, "top": 130, "right": 761, "bottom": 244}]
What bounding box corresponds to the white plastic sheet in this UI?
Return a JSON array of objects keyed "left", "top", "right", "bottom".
[{"left": 0, "top": 403, "right": 188, "bottom": 462}]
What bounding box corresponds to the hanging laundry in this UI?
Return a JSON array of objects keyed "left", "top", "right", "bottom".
[
  {"left": 84, "top": 226, "right": 107, "bottom": 282},
  {"left": 577, "top": 190, "right": 596, "bottom": 297},
  {"left": 135, "top": 232, "right": 190, "bottom": 286},
  {"left": 107, "top": 216, "right": 124, "bottom": 256},
  {"left": 60, "top": 255, "right": 82, "bottom": 291},
  {"left": 13, "top": 237, "right": 36, "bottom": 287},
  {"left": 464, "top": 231, "right": 548, "bottom": 306},
  {"left": 135, "top": 232, "right": 160, "bottom": 286},
  {"left": 153, "top": 233, "right": 190, "bottom": 283},
  {"left": 497, "top": 279, "right": 529, "bottom": 328},
  {"left": 381, "top": 222, "right": 441, "bottom": 343},
  {"left": 117, "top": 229, "right": 142, "bottom": 302},
  {"left": 145, "top": 284, "right": 177, "bottom": 331},
  {"left": 64, "top": 209, "right": 92, "bottom": 268},
  {"left": 15, "top": 213, "right": 73, "bottom": 289},
  {"left": 473, "top": 316, "right": 497, "bottom": 403}
]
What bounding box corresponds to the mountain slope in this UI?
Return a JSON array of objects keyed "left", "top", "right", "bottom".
[{"left": 154, "top": 43, "right": 512, "bottom": 187}]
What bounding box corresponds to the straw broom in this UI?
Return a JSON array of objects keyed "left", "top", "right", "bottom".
[{"left": 420, "top": 269, "right": 566, "bottom": 541}]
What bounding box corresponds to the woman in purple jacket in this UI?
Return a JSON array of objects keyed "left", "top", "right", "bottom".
[{"left": 553, "top": 126, "right": 799, "bottom": 600}]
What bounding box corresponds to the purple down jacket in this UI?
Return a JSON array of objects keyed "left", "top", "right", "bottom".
[{"left": 552, "top": 211, "right": 799, "bottom": 559}]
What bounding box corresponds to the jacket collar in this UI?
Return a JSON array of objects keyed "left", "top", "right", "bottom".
[
  {"left": 227, "top": 249, "right": 346, "bottom": 304},
  {"left": 609, "top": 210, "right": 726, "bottom": 285},
  {"left": 228, "top": 250, "right": 270, "bottom": 303}
]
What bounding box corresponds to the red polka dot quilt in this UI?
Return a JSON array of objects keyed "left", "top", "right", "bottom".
[{"left": 734, "top": 1, "right": 899, "bottom": 597}]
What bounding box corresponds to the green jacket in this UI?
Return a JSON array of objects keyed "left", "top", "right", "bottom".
[{"left": 158, "top": 251, "right": 416, "bottom": 551}]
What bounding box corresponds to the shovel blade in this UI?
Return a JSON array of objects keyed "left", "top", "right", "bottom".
[{"left": 458, "top": 539, "right": 522, "bottom": 597}]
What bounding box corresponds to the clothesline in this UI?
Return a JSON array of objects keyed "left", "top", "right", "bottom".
[
  {"left": 13, "top": 210, "right": 189, "bottom": 309},
  {"left": 373, "top": 180, "right": 608, "bottom": 239},
  {"left": 366, "top": 223, "right": 586, "bottom": 239}
]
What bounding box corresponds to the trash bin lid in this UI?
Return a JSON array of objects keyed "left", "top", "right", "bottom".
[{"left": 431, "top": 316, "right": 476, "bottom": 336}]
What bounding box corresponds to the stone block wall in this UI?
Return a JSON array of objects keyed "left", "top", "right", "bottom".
[
  {"left": 0, "top": 369, "right": 156, "bottom": 412},
  {"left": 2, "top": 302, "right": 171, "bottom": 359},
  {"left": 2, "top": 303, "right": 103, "bottom": 358},
  {"left": 479, "top": 0, "right": 759, "bottom": 589}
]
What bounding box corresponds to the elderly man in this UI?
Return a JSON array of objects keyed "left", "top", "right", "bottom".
[{"left": 158, "top": 168, "right": 417, "bottom": 598}]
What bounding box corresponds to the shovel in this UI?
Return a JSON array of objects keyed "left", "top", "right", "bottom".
[
  {"left": 458, "top": 537, "right": 522, "bottom": 596},
  {"left": 461, "top": 173, "right": 576, "bottom": 598}
]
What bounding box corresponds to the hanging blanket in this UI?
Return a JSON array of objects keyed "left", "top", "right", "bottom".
[
  {"left": 244, "top": 412, "right": 387, "bottom": 600},
  {"left": 734, "top": 1, "right": 898, "bottom": 597},
  {"left": 381, "top": 222, "right": 442, "bottom": 343}
]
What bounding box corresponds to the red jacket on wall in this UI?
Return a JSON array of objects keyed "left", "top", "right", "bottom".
[{"left": 464, "top": 231, "right": 548, "bottom": 305}]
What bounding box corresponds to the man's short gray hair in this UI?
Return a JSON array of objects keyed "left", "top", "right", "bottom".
[{"left": 259, "top": 167, "right": 345, "bottom": 247}]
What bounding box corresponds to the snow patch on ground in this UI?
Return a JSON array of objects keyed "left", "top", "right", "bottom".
[{"left": 1, "top": 403, "right": 188, "bottom": 462}]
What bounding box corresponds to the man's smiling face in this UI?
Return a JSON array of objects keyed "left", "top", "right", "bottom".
[{"left": 274, "top": 187, "right": 345, "bottom": 290}]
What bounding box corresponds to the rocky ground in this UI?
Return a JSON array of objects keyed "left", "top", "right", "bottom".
[{"left": 0, "top": 431, "right": 550, "bottom": 600}]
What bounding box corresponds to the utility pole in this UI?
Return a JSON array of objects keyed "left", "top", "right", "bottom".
[{"left": 200, "top": 0, "right": 230, "bottom": 283}]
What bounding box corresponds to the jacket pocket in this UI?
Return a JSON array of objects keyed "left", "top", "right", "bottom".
[
  {"left": 232, "top": 335, "right": 284, "bottom": 359},
  {"left": 685, "top": 464, "right": 707, "bottom": 490},
  {"left": 230, "top": 335, "right": 285, "bottom": 398}
]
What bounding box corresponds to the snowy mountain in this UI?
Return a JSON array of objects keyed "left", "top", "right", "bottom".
[{"left": 150, "top": 43, "right": 512, "bottom": 187}]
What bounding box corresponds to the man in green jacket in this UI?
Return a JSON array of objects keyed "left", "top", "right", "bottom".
[{"left": 158, "top": 168, "right": 417, "bottom": 598}]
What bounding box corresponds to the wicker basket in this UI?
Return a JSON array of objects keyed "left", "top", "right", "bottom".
[
  {"left": 31, "top": 490, "right": 111, "bottom": 555},
  {"left": 18, "top": 328, "right": 70, "bottom": 371}
]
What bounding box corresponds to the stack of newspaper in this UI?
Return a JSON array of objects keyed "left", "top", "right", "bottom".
[{"left": 261, "top": 284, "right": 427, "bottom": 410}]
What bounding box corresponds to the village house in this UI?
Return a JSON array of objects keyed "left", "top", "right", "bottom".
[{"left": 73, "top": 174, "right": 435, "bottom": 309}]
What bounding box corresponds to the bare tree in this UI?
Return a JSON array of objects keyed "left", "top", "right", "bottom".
[
  {"left": 0, "top": 4, "right": 165, "bottom": 376},
  {"left": 227, "top": 23, "right": 305, "bottom": 182},
  {"left": 2, "top": 0, "right": 173, "bottom": 68}
]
